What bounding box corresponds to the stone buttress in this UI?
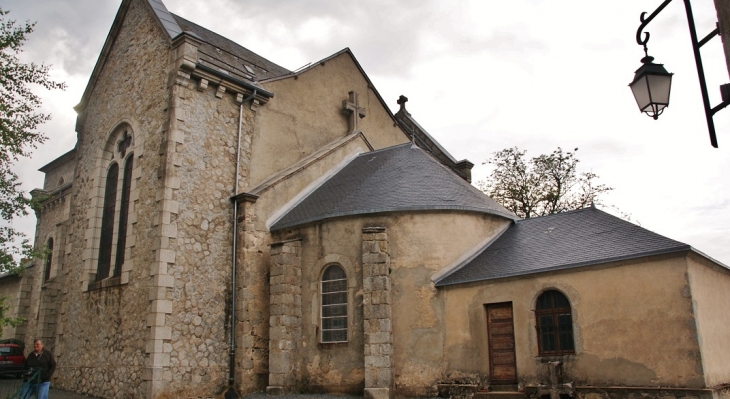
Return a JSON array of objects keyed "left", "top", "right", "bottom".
[
  {"left": 267, "top": 239, "right": 303, "bottom": 394},
  {"left": 362, "top": 226, "right": 394, "bottom": 399}
]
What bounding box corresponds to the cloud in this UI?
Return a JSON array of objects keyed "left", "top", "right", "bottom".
[{"left": 3, "top": 0, "right": 118, "bottom": 76}]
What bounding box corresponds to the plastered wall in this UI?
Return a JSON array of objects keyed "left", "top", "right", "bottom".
[
  {"left": 270, "top": 212, "right": 509, "bottom": 395},
  {"left": 441, "top": 255, "right": 705, "bottom": 389},
  {"left": 252, "top": 52, "right": 409, "bottom": 189},
  {"left": 687, "top": 253, "right": 730, "bottom": 387}
]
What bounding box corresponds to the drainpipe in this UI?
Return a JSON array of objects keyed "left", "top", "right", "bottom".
[{"left": 229, "top": 89, "right": 257, "bottom": 391}]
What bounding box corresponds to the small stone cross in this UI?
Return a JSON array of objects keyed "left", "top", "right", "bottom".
[
  {"left": 342, "top": 91, "right": 366, "bottom": 133},
  {"left": 117, "top": 130, "right": 132, "bottom": 158}
]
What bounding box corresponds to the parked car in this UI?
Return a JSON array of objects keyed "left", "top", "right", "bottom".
[{"left": 0, "top": 344, "right": 25, "bottom": 378}]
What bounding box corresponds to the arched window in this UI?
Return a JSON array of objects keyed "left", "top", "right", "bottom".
[
  {"left": 97, "top": 163, "right": 119, "bottom": 281},
  {"left": 321, "top": 265, "right": 347, "bottom": 343},
  {"left": 44, "top": 238, "right": 53, "bottom": 282},
  {"left": 113, "top": 154, "right": 134, "bottom": 277},
  {"left": 535, "top": 290, "right": 575, "bottom": 356},
  {"left": 96, "top": 152, "right": 135, "bottom": 282},
  {"left": 91, "top": 126, "right": 135, "bottom": 287}
]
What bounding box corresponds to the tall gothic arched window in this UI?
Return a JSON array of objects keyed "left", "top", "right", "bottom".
[
  {"left": 113, "top": 154, "right": 134, "bottom": 277},
  {"left": 97, "top": 163, "right": 118, "bottom": 280},
  {"left": 535, "top": 290, "right": 575, "bottom": 356},
  {"left": 321, "top": 265, "right": 348, "bottom": 343},
  {"left": 43, "top": 238, "right": 53, "bottom": 282},
  {"left": 95, "top": 126, "right": 134, "bottom": 283}
]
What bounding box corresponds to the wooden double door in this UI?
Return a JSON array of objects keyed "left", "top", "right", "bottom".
[{"left": 485, "top": 302, "right": 517, "bottom": 383}]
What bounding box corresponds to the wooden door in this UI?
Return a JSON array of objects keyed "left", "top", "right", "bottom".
[{"left": 486, "top": 303, "right": 517, "bottom": 383}]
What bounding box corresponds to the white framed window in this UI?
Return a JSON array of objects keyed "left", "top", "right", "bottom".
[{"left": 321, "top": 265, "right": 348, "bottom": 343}]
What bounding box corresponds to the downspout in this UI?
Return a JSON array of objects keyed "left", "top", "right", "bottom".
[{"left": 230, "top": 89, "right": 257, "bottom": 390}]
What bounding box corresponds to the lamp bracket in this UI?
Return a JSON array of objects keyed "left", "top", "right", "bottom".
[
  {"left": 634, "top": 0, "right": 725, "bottom": 148},
  {"left": 636, "top": 0, "right": 673, "bottom": 47}
]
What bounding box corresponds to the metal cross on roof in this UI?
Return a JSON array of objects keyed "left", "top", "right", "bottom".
[{"left": 342, "top": 91, "right": 366, "bottom": 133}]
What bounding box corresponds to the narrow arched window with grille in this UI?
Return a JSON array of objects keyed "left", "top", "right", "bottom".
[
  {"left": 321, "top": 265, "right": 348, "bottom": 343},
  {"left": 535, "top": 290, "right": 575, "bottom": 356},
  {"left": 97, "top": 162, "right": 119, "bottom": 281},
  {"left": 44, "top": 238, "right": 53, "bottom": 282}
]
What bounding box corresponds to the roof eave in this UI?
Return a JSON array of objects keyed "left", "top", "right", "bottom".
[
  {"left": 271, "top": 206, "right": 517, "bottom": 232},
  {"left": 434, "top": 245, "right": 693, "bottom": 287},
  {"left": 38, "top": 148, "right": 77, "bottom": 173}
]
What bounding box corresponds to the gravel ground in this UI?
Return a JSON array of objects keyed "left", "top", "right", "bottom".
[
  {"left": 46, "top": 390, "right": 364, "bottom": 399},
  {"left": 243, "top": 393, "right": 362, "bottom": 399},
  {"left": 49, "top": 387, "right": 101, "bottom": 399}
]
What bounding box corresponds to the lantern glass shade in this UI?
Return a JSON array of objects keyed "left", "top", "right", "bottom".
[{"left": 629, "top": 59, "right": 673, "bottom": 119}]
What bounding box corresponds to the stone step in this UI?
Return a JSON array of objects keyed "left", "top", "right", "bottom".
[
  {"left": 475, "top": 391, "right": 527, "bottom": 399},
  {"left": 488, "top": 384, "right": 519, "bottom": 392}
]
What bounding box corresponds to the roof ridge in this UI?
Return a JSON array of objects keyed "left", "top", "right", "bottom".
[
  {"left": 355, "top": 142, "right": 412, "bottom": 157},
  {"left": 515, "top": 206, "right": 595, "bottom": 223}
]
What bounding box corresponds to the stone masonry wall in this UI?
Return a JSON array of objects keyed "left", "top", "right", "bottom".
[
  {"left": 156, "top": 58, "right": 256, "bottom": 396},
  {"left": 362, "top": 227, "right": 394, "bottom": 399},
  {"left": 267, "top": 239, "right": 303, "bottom": 394},
  {"left": 25, "top": 178, "right": 73, "bottom": 354},
  {"left": 42, "top": 156, "right": 76, "bottom": 191},
  {"left": 235, "top": 197, "right": 270, "bottom": 394},
  {"left": 0, "top": 274, "right": 27, "bottom": 341},
  {"left": 46, "top": 0, "right": 171, "bottom": 397}
]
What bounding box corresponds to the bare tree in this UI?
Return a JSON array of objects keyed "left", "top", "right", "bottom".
[{"left": 478, "top": 147, "right": 612, "bottom": 219}]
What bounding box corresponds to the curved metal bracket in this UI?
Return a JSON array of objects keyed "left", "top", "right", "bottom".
[{"left": 636, "top": 0, "right": 673, "bottom": 47}]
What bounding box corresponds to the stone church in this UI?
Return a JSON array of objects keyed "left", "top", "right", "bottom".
[{"left": 14, "top": 0, "right": 730, "bottom": 398}]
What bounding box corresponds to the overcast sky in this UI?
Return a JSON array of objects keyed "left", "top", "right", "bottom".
[{"left": 3, "top": 0, "right": 729, "bottom": 265}]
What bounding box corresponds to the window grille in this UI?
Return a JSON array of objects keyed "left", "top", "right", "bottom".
[{"left": 321, "top": 265, "right": 347, "bottom": 343}]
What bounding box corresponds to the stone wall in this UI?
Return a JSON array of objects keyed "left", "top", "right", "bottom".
[
  {"left": 26, "top": 166, "right": 73, "bottom": 354},
  {"left": 0, "top": 272, "right": 31, "bottom": 342},
  {"left": 156, "top": 49, "right": 262, "bottom": 395},
  {"left": 235, "top": 196, "right": 270, "bottom": 393},
  {"left": 46, "top": 0, "right": 171, "bottom": 397},
  {"left": 41, "top": 152, "right": 76, "bottom": 191}
]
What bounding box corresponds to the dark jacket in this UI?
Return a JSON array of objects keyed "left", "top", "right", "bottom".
[{"left": 24, "top": 348, "right": 56, "bottom": 383}]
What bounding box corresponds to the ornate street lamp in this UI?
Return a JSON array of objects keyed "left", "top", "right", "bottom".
[
  {"left": 629, "top": 51, "right": 673, "bottom": 120},
  {"left": 630, "top": 0, "right": 730, "bottom": 148}
]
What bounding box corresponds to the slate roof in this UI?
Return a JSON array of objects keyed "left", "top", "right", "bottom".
[
  {"left": 172, "top": 14, "right": 291, "bottom": 82},
  {"left": 270, "top": 143, "right": 517, "bottom": 231},
  {"left": 435, "top": 206, "right": 692, "bottom": 286},
  {"left": 148, "top": 0, "right": 183, "bottom": 39}
]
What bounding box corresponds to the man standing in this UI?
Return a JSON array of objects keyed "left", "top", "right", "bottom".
[{"left": 22, "top": 339, "right": 56, "bottom": 399}]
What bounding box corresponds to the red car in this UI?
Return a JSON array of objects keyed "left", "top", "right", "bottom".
[{"left": 0, "top": 344, "right": 25, "bottom": 378}]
